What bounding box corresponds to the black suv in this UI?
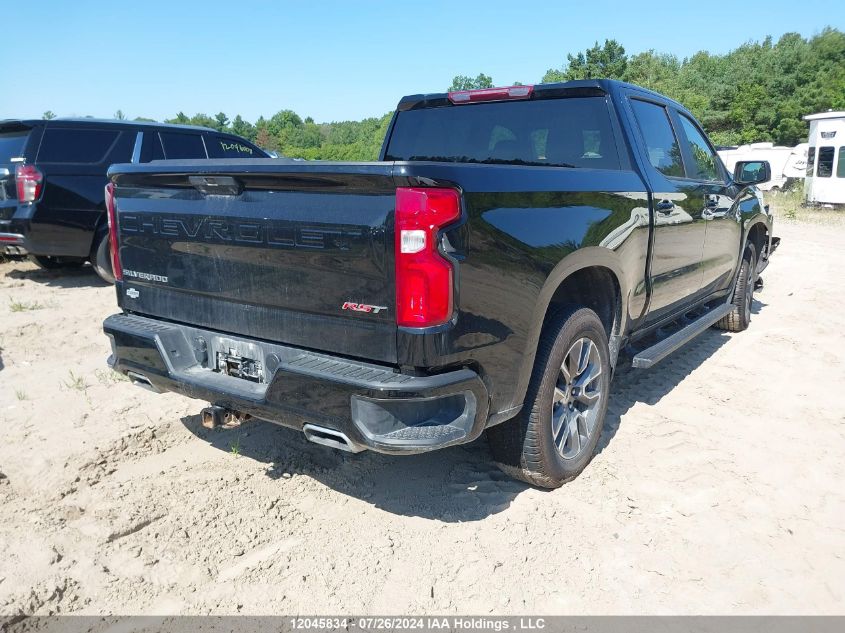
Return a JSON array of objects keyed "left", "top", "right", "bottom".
[{"left": 0, "top": 119, "right": 268, "bottom": 282}]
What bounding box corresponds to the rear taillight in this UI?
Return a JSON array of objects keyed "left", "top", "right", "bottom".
[
  {"left": 395, "top": 187, "right": 461, "bottom": 327},
  {"left": 105, "top": 182, "right": 122, "bottom": 281},
  {"left": 15, "top": 164, "right": 43, "bottom": 202},
  {"left": 448, "top": 84, "right": 534, "bottom": 104}
]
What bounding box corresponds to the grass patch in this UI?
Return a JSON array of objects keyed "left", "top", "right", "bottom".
[
  {"left": 64, "top": 370, "right": 89, "bottom": 392},
  {"left": 15, "top": 389, "right": 28, "bottom": 401},
  {"left": 94, "top": 369, "right": 130, "bottom": 386},
  {"left": 9, "top": 299, "right": 44, "bottom": 313},
  {"left": 229, "top": 436, "right": 241, "bottom": 457},
  {"left": 768, "top": 186, "right": 845, "bottom": 226}
]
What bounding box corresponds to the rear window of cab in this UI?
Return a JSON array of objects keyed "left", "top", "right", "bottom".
[{"left": 385, "top": 96, "right": 621, "bottom": 170}]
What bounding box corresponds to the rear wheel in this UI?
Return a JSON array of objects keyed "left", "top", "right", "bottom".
[
  {"left": 714, "top": 243, "right": 756, "bottom": 332},
  {"left": 89, "top": 231, "right": 115, "bottom": 284},
  {"left": 488, "top": 307, "right": 611, "bottom": 488},
  {"left": 28, "top": 254, "right": 86, "bottom": 270}
]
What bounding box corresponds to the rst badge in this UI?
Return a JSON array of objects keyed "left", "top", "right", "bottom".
[{"left": 342, "top": 301, "right": 387, "bottom": 314}]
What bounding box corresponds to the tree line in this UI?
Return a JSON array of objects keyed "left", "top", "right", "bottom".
[{"left": 44, "top": 27, "right": 844, "bottom": 158}]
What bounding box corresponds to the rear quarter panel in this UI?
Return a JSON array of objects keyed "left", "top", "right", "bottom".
[{"left": 394, "top": 162, "right": 650, "bottom": 416}]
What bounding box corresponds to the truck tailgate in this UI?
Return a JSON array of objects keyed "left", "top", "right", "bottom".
[{"left": 110, "top": 160, "right": 398, "bottom": 363}]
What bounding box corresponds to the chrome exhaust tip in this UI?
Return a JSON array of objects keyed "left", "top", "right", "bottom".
[
  {"left": 302, "top": 424, "right": 365, "bottom": 453},
  {"left": 125, "top": 371, "right": 160, "bottom": 393}
]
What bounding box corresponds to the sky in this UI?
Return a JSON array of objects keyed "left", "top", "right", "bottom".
[{"left": 3, "top": 0, "right": 843, "bottom": 124}]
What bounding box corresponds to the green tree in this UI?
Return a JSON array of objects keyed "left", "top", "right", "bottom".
[
  {"left": 188, "top": 114, "right": 217, "bottom": 129},
  {"left": 623, "top": 51, "right": 679, "bottom": 90},
  {"left": 214, "top": 112, "right": 229, "bottom": 131},
  {"left": 543, "top": 39, "right": 627, "bottom": 82},
  {"left": 231, "top": 115, "right": 256, "bottom": 142},
  {"left": 42, "top": 111, "right": 56, "bottom": 120},
  {"left": 114, "top": 110, "right": 126, "bottom": 120},
  {"left": 167, "top": 112, "right": 190, "bottom": 125},
  {"left": 448, "top": 73, "right": 493, "bottom": 91}
]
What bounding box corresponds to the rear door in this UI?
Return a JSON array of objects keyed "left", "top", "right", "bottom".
[{"left": 627, "top": 97, "right": 708, "bottom": 324}]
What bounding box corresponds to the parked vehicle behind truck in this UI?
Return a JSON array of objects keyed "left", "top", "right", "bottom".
[
  {"left": 0, "top": 118, "right": 268, "bottom": 281},
  {"left": 103, "top": 80, "right": 777, "bottom": 488}
]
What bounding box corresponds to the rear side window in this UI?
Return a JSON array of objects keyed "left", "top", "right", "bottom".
[
  {"left": 807, "top": 147, "right": 815, "bottom": 176},
  {"left": 630, "top": 99, "right": 684, "bottom": 178},
  {"left": 37, "top": 128, "right": 119, "bottom": 163},
  {"left": 385, "top": 97, "right": 621, "bottom": 170},
  {"left": 0, "top": 129, "right": 30, "bottom": 163},
  {"left": 838, "top": 147, "right": 845, "bottom": 178},
  {"left": 160, "top": 132, "right": 207, "bottom": 159},
  {"left": 206, "top": 136, "right": 261, "bottom": 158},
  {"left": 817, "top": 146, "right": 834, "bottom": 178},
  {"left": 140, "top": 133, "right": 165, "bottom": 162}
]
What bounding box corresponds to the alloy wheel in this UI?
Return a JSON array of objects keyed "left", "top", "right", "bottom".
[{"left": 551, "top": 337, "right": 604, "bottom": 460}]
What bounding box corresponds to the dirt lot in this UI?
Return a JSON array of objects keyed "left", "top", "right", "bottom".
[{"left": 0, "top": 220, "right": 843, "bottom": 616}]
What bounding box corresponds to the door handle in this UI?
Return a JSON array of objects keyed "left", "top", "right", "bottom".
[{"left": 655, "top": 200, "right": 675, "bottom": 214}]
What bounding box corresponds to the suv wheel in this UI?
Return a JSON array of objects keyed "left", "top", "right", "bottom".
[
  {"left": 488, "top": 307, "right": 611, "bottom": 488},
  {"left": 714, "top": 243, "right": 756, "bottom": 332},
  {"left": 28, "top": 254, "right": 86, "bottom": 270},
  {"left": 90, "top": 231, "right": 115, "bottom": 284}
]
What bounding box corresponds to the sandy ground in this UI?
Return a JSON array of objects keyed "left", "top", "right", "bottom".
[{"left": 0, "top": 220, "right": 843, "bottom": 617}]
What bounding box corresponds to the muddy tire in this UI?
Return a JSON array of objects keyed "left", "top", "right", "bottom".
[
  {"left": 488, "top": 307, "right": 611, "bottom": 488},
  {"left": 714, "top": 243, "right": 756, "bottom": 332}
]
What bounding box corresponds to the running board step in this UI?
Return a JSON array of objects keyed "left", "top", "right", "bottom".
[{"left": 632, "top": 304, "right": 733, "bottom": 369}]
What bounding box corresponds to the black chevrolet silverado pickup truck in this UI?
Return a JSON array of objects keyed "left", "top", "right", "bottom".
[{"left": 103, "top": 80, "right": 778, "bottom": 488}]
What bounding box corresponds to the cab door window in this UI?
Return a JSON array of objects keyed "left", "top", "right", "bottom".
[{"left": 677, "top": 115, "right": 721, "bottom": 182}]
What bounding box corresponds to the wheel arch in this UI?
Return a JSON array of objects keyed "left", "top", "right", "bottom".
[
  {"left": 510, "top": 248, "right": 628, "bottom": 413},
  {"left": 745, "top": 220, "right": 769, "bottom": 264}
]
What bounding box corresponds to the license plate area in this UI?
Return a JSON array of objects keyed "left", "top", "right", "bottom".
[{"left": 215, "top": 348, "right": 263, "bottom": 383}]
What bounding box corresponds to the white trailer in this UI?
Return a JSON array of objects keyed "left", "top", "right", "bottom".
[
  {"left": 717, "top": 142, "right": 807, "bottom": 191},
  {"left": 804, "top": 111, "right": 845, "bottom": 206}
]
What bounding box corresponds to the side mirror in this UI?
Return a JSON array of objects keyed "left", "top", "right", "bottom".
[{"left": 733, "top": 160, "right": 771, "bottom": 186}]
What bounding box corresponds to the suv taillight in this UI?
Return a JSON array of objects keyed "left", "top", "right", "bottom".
[
  {"left": 15, "top": 164, "right": 43, "bottom": 202},
  {"left": 395, "top": 187, "right": 461, "bottom": 327},
  {"left": 105, "top": 182, "right": 122, "bottom": 281}
]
